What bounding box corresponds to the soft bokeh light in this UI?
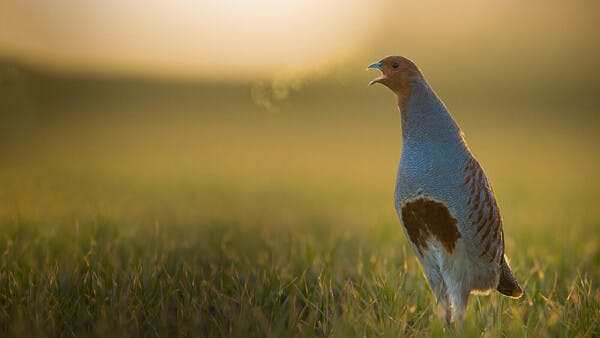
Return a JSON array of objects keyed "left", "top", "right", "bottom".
[
  {"left": 2, "top": 1, "right": 598, "bottom": 80},
  {"left": 0, "top": 0, "right": 380, "bottom": 79}
]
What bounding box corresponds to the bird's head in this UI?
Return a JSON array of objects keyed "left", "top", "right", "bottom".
[{"left": 367, "top": 56, "right": 422, "bottom": 106}]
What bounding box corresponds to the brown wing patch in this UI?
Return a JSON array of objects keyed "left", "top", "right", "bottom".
[{"left": 401, "top": 198, "right": 461, "bottom": 255}]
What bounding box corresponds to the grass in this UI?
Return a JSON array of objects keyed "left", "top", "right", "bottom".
[
  {"left": 1, "top": 185, "right": 598, "bottom": 337},
  {"left": 0, "top": 68, "right": 599, "bottom": 336}
]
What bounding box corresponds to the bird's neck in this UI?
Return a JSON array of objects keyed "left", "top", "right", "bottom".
[{"left": 399, "top": 77, "right": 465, "bottom": 148}]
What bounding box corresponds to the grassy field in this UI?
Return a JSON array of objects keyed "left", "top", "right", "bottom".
[{"left": 0, "top": 65, "right": 599, "bottom": 337}]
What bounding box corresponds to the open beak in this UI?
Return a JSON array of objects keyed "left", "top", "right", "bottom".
[{"left": 367, "top": 61, "right": 385, "bottom": 86}]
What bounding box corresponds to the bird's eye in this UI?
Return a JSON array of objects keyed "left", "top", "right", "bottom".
[{"left": 392, "top": 63, "right": 399, "bottom": 69}]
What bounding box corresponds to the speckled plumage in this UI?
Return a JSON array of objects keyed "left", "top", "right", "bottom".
[{"left": 368, "top": 56, "right": 522, "bottom": 324}]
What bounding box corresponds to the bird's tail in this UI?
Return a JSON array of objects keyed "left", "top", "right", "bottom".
[{"left": 497, "top": 255, "right": 523, "bottom": 298}]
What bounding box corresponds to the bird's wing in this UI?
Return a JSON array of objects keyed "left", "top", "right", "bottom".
[{"left": 461, "top": 156, "right": 504, "bottom": 264}]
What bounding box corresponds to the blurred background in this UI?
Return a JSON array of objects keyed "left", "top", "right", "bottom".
[
  {"left": 0, "top": 0, "right": 599, "bottom": 231},
  {"left": 1, "top": 2, "right": 599, "bottom": 335}
]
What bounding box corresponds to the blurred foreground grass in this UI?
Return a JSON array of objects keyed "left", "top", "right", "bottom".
[{"left": 0, "top": 64, "right": 599, "bottom": 336}]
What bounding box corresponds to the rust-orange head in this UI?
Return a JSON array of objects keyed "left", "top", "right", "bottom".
[{"left": 368, "top": 56, "right": 422, "bottom": 107}]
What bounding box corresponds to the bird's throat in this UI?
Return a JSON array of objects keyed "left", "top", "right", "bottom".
[{"left": 396, "top": 91, "right": 411, "bottom": 123}]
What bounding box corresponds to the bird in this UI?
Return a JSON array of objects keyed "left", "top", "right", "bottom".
[{"left": 367, "top": 56, "right": 522, "bottom": 324}]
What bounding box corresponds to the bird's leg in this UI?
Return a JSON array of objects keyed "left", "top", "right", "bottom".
[
  {"left": 432, "top": 283, "right": 451, "bottom": 325},
  {"left": 432, "top": 284, "right": 451, "bottom": 325},
  {"left": 442, "top": 292, "right": 452, "bottom": 325},
  {"left": 423, "top": 267, "right": 451, "bottom": 324},
  {"left": 449, "top": 288, "right": 470, "bottom": 323}
]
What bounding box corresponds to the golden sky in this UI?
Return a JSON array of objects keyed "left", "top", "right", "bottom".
[
  {"left": 0, "top": 0, "right": 380, "bottom": 79},
  {"left": 1, "top": 0, "right": 598, "bottom": 80}
]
